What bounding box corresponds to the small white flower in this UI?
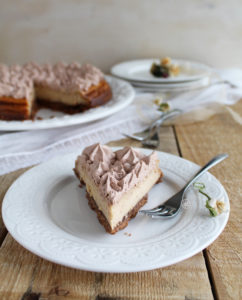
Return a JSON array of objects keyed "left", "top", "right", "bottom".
[
  {"left": 193, "top": 182, "right": 226, "bottom": 217},
  {"left": 206, "top": 197, "right": 226, "bottom": 216}
]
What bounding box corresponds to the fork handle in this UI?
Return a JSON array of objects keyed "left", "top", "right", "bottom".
[
  {"left": 183, "top": 153, "right": 228, "bottom": 192},
  {"left": 145, "top": 109, "right": 181, "bottom": 140},
  {"left": 154, "top": 109, "right": 182, "bottom": 128}
]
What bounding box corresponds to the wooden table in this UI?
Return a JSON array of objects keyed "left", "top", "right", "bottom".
[{"left": 0, "top": 101, "right": 241, "bottom": 300}]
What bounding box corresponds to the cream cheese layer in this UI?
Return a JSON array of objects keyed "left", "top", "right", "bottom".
[{"left": 75, "top": 143, "right": 160, "bottom": 204}]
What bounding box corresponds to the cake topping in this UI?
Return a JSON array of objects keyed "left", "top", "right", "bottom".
[
  {"left": 24, "top": 62, "right": 104, "bottom": 92},
  {"left": 0, "top": 62, "right": 104, "bottom": 100},
  {"left": 83, "top": 143, "right": 115, "bottom": 165},
  {"left": 76, "top": 143, "right": 159, "bottom": 204},
  {"left": 115, "top": 147, "right": 145, "bottom": 166},
  {"left": 0, "top": 64, "right": 33, "bottom": 100}
]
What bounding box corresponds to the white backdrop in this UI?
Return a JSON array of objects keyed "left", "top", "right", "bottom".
[{"left": 0, "top": 0, "right": 242, "bottom": 71}]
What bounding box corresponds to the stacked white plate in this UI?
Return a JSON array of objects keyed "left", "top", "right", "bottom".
[{"left": 111, "top": 59, "right": 212, "bottom": 91}]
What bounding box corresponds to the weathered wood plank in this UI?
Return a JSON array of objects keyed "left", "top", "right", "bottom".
[
  {"left": 0, "top": 126, "right": 214, "bottom": 300},
  {"left": 175, "top": 101, "right": 242, "bottom": 300},
  {"left": 0, "top": 234, "right": 213, "bottom": 300}
]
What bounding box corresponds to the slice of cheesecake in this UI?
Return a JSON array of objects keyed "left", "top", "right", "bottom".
[{"left": 74, "top": 143, "right": 163, "bottom": 234}]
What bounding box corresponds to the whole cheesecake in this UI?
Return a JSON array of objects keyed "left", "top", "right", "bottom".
[
  {"left": 0, "top": 62, "right": 112, "bottom": 120},
  {"left": 74, "top": 143, "right": 163, "bottom": 234}
]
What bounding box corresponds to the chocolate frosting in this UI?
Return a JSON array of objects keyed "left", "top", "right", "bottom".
[
  {"left": 0, "top": 62, "right": 104, "bottom": 100},
  {"left": 75, "top": 143, "right": 159, "bottom": 204},
  {"left": 23, "top": 62, "right": 104, "bottom": 92},
  {"left": 0, "top": 64, "right": 34, "bottom": 100}
]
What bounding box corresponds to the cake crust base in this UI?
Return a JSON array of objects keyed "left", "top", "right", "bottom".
[
  {"left": 86, "top": 192, "right": 148, "bottom": 234},
  {"left": 0, "top": 97, "right": 31, "bottom": 120}
]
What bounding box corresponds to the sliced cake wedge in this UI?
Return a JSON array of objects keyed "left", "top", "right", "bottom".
[{"left": 74, "top": 143, "right": 163, "bottom": 234}]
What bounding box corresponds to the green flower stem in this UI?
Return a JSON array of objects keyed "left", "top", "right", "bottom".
[
  {"left": 193, "top": 182, "right": 205, "bottom": 190},
  {"left": 206, "top": 200, "right": 218, "bottom": 217},
  {"left": 193, "top": 182, "right": 211, "bottom": 200},
  {"left": 193, "top": 182, "right": 216, "bottom": 217},
  {"left": 198, "top": 189, "right": 211, "bottom": 201}
]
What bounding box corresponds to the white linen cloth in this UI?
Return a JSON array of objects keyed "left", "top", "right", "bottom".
[{"left": 0, "top": 69, "right": 241, "bottom": 175}]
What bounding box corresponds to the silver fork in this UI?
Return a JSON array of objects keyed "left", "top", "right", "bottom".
[
  {"left": 122, "top": 109, "right": 181, "bottom": 143},
  {"left": 139, "top": 153, "right": 228, "bottom": 218},
  {"left": 141, "top": 131, "right": 160, "bottom": 148}
]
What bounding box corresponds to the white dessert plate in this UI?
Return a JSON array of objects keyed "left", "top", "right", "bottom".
[
  {"left": 111, "top": 59, "right": 212, "bottom": 84},
  {"left": 131, "top": 77, "right": 210, "bottom": 91},
  {"left": 0, "top": 76, "right": 134, "bottom": 131},
  {"left": 2, "top": 149, "right": 229, "bottom": 273}
]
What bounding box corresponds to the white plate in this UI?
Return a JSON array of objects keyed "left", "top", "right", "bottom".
[
  {"left": 0, "top": 76, "right": 135, "bottom": 131},
  {"left": 111, "top": 59, "right": 212, "bottom": 83},
  {"left": 2, "top": 149, "right": 229, "bottom": 273},
  {"left": 131, "top": 77, "right": 210, "bottom": 91}
]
